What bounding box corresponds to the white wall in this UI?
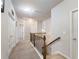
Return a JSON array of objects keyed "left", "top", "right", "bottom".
[
  {"left": 37, "top": 21, "right": 42, "bottom": 32},
  {"left": 23, "top": 18, "right": 37, "bottom": 40},
  {"left": 42, "top": 0, "right": 78, "bottom": 58},
  {"left": 42, "top": 18, "right": 52, "bottom": 33},
  {"left": 1, "top": 0, "right": 17, "bottom": 59}
]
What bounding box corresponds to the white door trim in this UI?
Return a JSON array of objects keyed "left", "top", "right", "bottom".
[{"left": 70, "top": 8, "right": 78, "bottom": 59}]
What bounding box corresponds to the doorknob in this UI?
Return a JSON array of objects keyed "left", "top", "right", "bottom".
[{"left": 73, "top": 38, "right": 77, "bottom": 40}]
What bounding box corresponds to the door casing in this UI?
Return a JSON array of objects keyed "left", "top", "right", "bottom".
[{"left": 70, "top": 8, "right": 78, "bottom": 59}]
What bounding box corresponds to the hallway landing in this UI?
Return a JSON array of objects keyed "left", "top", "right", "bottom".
[
  {"left": 9, "top": 40, "right": 41, "bottom": 59},
  {"left": 9, "top": 40, "right": 67, "bottom": 59}
]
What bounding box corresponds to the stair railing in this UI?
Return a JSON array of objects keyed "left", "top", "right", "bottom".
[{"left": 30, "top": 33, "right": 61, "bottom": 59}]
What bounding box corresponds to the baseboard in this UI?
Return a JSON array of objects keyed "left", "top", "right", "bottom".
[
  {"left": 30, "top": 42, "right": 71, "bottom": 59},
  {"left": 30, "top": 42, "right": 43, "bottom": 59},
  {"left": 51, "top": 51, "right": 71, "bottom": 59}
]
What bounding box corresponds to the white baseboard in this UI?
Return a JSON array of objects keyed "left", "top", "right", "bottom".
[
  {"left": 30, "top": 42, "right": 71, "bottom": 59},
  {"left": 30, "top": 42, "right": 43, "bottom": 59},
  {"left": 51, "top": 51, "right": 71, "bottom": 59}
]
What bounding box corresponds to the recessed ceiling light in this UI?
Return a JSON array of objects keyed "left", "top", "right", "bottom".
[{"left": 23, "top": 6, "right": 35, "bottom": 15}]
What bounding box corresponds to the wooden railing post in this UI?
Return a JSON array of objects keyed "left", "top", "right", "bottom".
[
  {"left": 30, "top": 33, "right": 32, "bottom": 42},
  {"left": 30, "top": 33, "right": 61, "bottom": 59},
  {"left": 33, "top": 34, "right": 36, "bottom": 46},
  {"left": 42, "top": 35, "right": 47, "bottom": 59}
]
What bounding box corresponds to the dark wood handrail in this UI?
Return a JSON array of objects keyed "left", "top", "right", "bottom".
[
  {"left": 35, "top": 35, "right": 44, "bottom": 39},
  {"left": 46, "top": 37, "right": 61, "bottom": 47},
  {"left": 32, "top": 32, "right": 46, "bottom": 34}
]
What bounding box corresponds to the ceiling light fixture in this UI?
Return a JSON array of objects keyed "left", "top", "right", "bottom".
[{"left": 23, "top": 6, "right": 35, "bottom": 15}]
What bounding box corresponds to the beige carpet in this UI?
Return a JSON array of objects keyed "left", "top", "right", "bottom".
[
  {"left": 9, "top": 40, "right": 41, "bottom": 59},
  {"left": 46, "top": 54, "right": 67, "bottom": 59},
  {"left": 9, "top": 40, "right": 67, "bottom": 59}
]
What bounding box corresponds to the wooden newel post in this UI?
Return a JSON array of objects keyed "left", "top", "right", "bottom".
[
  {"left": 43, "top": 35, "right": 47, "bottom": 59},
  {"left": 33, "top": 34, "right": 36, "bottom": 46},
  {"left": 30, "top": 33, "right": 32, "bottom": 42}
]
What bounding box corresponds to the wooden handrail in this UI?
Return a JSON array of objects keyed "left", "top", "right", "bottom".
[
  {"left": 46, "top": 37, "right": 61, "bottom": 47},
  {"left": 35, "top": 35, "right": 44, "bottom": 39},
  {"left": 31, "top": 32, "right": 46, "bottom": 34},
  {"left": 42, "top": 37, "right": 61, "bottom": 53}
]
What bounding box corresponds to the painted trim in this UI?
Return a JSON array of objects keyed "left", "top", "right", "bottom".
[
  {"left": 51, "top": 51, "right": 71, "bottom": 59},
  {"left": 69, "top": 8, "right": 78, "bottom": 59},
  {"left": 30, "top": 42, "right": 43, "bottom": 59}
]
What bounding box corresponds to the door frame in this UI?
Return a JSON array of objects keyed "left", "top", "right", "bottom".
[{"left": 70, "top": 8, "right": 78, "bottom": 59}]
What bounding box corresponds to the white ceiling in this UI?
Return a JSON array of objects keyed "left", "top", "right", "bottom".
[{"left": 11, "top": 0, "right": 63, "bottom": 21}]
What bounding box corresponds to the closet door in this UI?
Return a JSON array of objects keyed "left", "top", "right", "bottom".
[
  {"left": 71, "top": 9, "right": 78, "bottom": 59},
  {"left": 8, "top": 15, "right": 16, "bottom": 54}
]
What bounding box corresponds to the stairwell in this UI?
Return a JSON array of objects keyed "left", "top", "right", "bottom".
[{"left": 9, "top": 33, "right": 67, "bottom": 59}]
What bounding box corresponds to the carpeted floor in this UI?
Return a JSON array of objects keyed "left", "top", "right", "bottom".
[
  {"left": 9, "top": 40, "right": 67, "bottom": 59},
  {"left": 46, "top": 54, "right": 66, "bottom": 59},
  {"left": 9, "top": 40, "right": 41, "bottom": 59}
]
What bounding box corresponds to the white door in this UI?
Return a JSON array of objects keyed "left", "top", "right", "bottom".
[
  {"left": 24, "top": 21, "right": 31, "bottom": 40},
  {"left": 16, "top": 22, "right": 23, "bottom": 41},
  {"left": 71, "top": 9, "right": 78, "bottom": 59},
  {"left": 7, "top": 15, "right": 16, "bottom": 54}
]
